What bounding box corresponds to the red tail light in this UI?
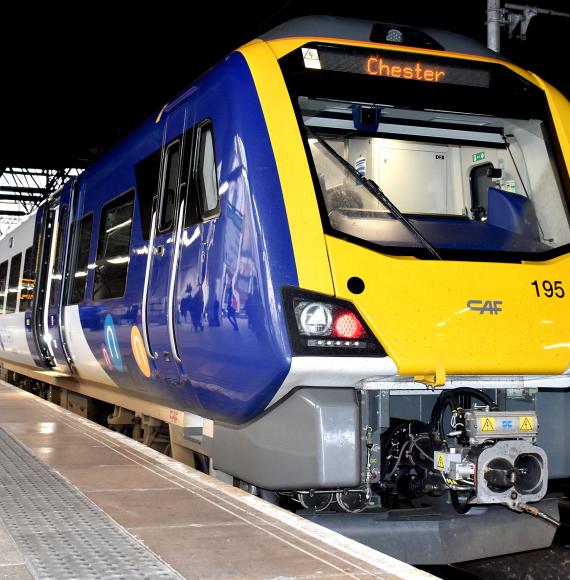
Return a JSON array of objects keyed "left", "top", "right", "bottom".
[{"left": 332, "top": 310, "right": 367, "bottom": 339}]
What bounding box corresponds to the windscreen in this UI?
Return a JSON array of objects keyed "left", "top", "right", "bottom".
[{"left": 283, "top": 44, "right": 570, "bottom": 260}]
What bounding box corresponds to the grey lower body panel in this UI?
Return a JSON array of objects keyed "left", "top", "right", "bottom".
[
  {"left": 302, "top": 497, "right": 559, "bottom": 565},
  {"left": 213, "top": 388, "right": 360, "bottom": 490}
]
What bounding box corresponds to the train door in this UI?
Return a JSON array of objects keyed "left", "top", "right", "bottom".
[
  {"left": 27, "top": 203, "right": 50, "bottom": 366},
  {"left": 45, "top": 180, "right": 76, "bottom": 375},
  {"left": 30, "top": 189, "right": 73, "bottom": 375},
  {"left": 144, "top": 105, "right": 188, "bottom": 381},
  {"left": 172, "top": 120, "right": 220, "bottom": 367}
]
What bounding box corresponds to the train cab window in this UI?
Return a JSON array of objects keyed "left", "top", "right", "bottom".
[
  {"left": 69, "top": 213, "right": 93, "bottom": 305},
  {"left": 5, "top": 253, "right": 22, "bottom": 313},
  {"left": 0, "top": 260, "right": 7, "bottom": 314},
  {"left": 93, "top": 190, "right": 135, "bottom": 301},
  {"left": 19, "top": 247, "right": 34, "bottom": 311},
  {"left": 159, "top": 142, "right": 180, "bottom": 233},
  {"left": 197, "top": 124, "right": 220, "bottom": 220},
  {"left": 135, "top": 150, "right": 161, "bottom": 240},
  {"left": 298, "top": 95, "right": 570, "bottom": 259}
]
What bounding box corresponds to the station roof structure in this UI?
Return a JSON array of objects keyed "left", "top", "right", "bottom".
[{"left": 1, "top": 1, "right": 569, "bottom": 232}]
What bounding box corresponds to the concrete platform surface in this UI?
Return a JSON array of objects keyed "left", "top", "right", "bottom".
[{"left": 0, "top": 381, "right": 434, "bottom": 580}]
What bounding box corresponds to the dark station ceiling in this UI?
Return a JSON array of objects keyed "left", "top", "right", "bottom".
[{"left": 2, "top": 1, "right": 570, "bottom": 170}]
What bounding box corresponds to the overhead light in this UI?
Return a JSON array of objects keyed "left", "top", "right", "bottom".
[{"left": 386, "top": 29, "right": 404, "bottom": 44}]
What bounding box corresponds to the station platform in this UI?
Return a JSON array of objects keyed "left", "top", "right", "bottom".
[{"left": 0, "top": 380, "right": 433, "bottom": 580}]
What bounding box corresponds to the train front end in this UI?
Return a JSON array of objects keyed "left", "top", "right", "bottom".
[{"left": 220, "top": 19, "right": 570, "bottom": 563}]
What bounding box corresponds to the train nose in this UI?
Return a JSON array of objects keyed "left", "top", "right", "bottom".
[{"left": 324, "top": 235, "right": 570, "bottom": 378}]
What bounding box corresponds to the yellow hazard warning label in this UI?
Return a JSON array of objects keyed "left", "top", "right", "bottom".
[
  {"left": 436, "top": 453, "right": 445, "bottom": 470},
  {"left": 520, "top": 416, "right": 534, "bottom": 431},
  {"left": 481, "top": 417, "right": 495, "bottom": 432}
]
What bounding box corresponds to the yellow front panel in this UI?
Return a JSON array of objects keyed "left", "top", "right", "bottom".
[{"left": 327, "top": 235, "right": 570, "bottom": 377}]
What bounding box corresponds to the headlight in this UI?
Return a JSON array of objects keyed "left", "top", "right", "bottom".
[
  {"left": 283, "top": 286, "right": 385, "bottom": 357},
  {"left": 296, "top": 302, "right": 333, "bottom": 335}
]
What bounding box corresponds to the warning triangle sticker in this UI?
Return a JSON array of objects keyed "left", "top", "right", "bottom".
[
  {"left": 520, "top": 416, "right": 534, "bottom": 431},
  {"left": 436, "top": 454, "right": 445, "bottom": 469},
  {"left": 481, "top": 417, "right": 495, "bottom": 432}
]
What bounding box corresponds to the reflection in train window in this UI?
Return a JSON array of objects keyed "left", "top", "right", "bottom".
[
  {"left": 5, "top": 253, "right": 22, "bottom": 313},
  {"left": 93, "top": 190, "right": 135, "bottom": 301},
  {"left": 19, "top": 247, "right": 34, "bottom": 311},
  {"left": 0, "top": 261, "right": 7, "bottom": 314},
  {"left": 69, "top": 213, "right": 93, "bottom": 305}
]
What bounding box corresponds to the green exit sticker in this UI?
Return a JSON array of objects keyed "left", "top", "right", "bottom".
[{"left": 472, "top": 151, "right": 486, "bottom": 162}]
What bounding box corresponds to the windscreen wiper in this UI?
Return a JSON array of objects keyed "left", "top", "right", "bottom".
[
  {"left": 362, "top": 176, "right": 442, "bottom": 260},
  {"left": 310, "top": 131, "right": 442, "bottom": 260}
]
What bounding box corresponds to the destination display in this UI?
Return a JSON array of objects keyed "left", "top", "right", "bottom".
[{"left": 301, "top": 46, "right": 491, "bottom": 88}]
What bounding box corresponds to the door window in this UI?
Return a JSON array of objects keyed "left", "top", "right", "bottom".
[
  {"left": 159, "top": 142, "right": 180, "bottom": 233},
  {"left": 196, "top": 124, "right": 220, "bottom": 220},
  {"left": 50, "top": 207, "right": 68, "bottom": 307}
]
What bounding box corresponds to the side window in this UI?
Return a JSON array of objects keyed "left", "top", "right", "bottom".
[
  {"left": 159, "top": 142, "right": 180, "bottom": 233},
  {"left": 69, "top": 214, "right": 93, "bottom": 305},
  {"left": 93, "top": 190, "right": 135, "bottom": 301},
  {"left": 50, "top": 207, "right": 68, "bottom": 307},
  {"left": 196, "top": 124, "right": 220, "bottom": 220},
  {"left": 0, "top": 261, "right": 7, "bottom": 314},
  {"left": 5, "top": 253, "right": 22, "bottom": 313},
  {"left": 135, "top": 150, "right": 161, "bottom": 240},
  {"left": 19, "top": 247, "right": 34, "bottom": 311}
]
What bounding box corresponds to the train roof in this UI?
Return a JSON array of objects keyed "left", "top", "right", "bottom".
[{"left": 260, "top": 15, "right": 504, "bottom": 60}]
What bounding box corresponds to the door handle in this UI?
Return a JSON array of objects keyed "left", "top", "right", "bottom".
[{"left": 154, "top": 245, "right": 165, "bottom": 256}]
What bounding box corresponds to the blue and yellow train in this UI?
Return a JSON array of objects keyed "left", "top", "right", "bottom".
[{"left": 1, "top": 16, "right": 570, "bottom": 564}]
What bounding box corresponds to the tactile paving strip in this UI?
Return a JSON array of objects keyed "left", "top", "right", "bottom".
[{"left": 0, "top": 426, "right": 181, "bottom": 579}]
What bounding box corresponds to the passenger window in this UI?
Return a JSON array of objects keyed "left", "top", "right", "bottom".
[
  {"left": 197, "top": 125, "right": 220, "bottom": 220},
  {"left": 5, "top": 253, "right": 22, "bottom": 313},
  {"left": 19, "top": 247, "right": 34, "bottom": 311},
  {"left": 135, "top": 150, "right": 161, "bottom": 240},
  {"left": 0, "top": 261, "right": 7, "bottom": 314},
  {"left": 93, "top": 190, "right": 135, "bottom": 301},
  {"left": 159, "top": 142, "right": 180, "bottom": 233},
  {"left": 69, "top": 213, "right": 93, "bottom": 305}
]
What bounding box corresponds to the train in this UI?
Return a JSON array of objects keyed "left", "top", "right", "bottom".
[{"left": 1, "top": 15, "right": 569, "bottom": 565}]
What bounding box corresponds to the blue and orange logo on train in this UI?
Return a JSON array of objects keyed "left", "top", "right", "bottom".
[
  {"left": 103, "top": 314, "right": 123, "bottom": 371},
  {"left": 131, "top": 325, "right": 151, "bottom": 378}
]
